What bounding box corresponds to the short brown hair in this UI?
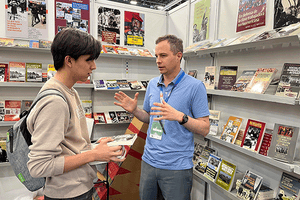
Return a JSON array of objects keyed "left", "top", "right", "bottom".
[{"left": 155, "top": 35, "right": 183, "bottom": 55}]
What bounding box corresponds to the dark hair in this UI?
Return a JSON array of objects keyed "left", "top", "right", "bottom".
[
  {"left": 51, "top": 28, "right": 102, "bottom": 71},
  {"left": 155, "top": 34, "right": 183, "bottom": 55}
]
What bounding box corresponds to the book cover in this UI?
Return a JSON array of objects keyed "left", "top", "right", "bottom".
[
  {"left": 215, "top": 159, "right": 237, "bottom": 191},
  {"left": 236, "top": 170, "right": 263, "bottom": 200},
  {"left": 275, "top": 63, "right": 300, "bottom": 98},
  {"left": 276, "top": 172, "right": 300, "bottom": 200},
  {"left": 0, "top": 38, "right": 14, "bottom": 47},
  {"left": 13, "top": 39, "right": 29, "bottom": 48},
  {"left": 93, "top": 112, "right": 107, "bottom": 124},
  {"left": 200, "top": 38, "right": 226, "bottom": 50},
  {"left": 39, "top": 40, "right": 52, "bottom": 48},
  {"left": 220, "top": 116, "right": 243, "bottom": 144},
  {"left": 229, "top": 33, "right": 257, "bottom": 45},
  {"left": 192, "top": 41, "right": 211, "bottom": 52},
  {"left": 115, "top": 46, "right": 131, "bottom": 55},
  {"left": 104, "top": 112, "right": 112, "bottom": 124},
  {"left": 128, "top": 80, "right": 145, "bottom": 90},
  {"left": 204, "top": 154, "right": 222, "bottom": 182},
  {"left": 128, "top": 48, "right": 140, "bottom": 56},
  {"left": 259, "top": 128, "right": 273, "bottom": 156},
  {"left": 116, "top": 80, "right": 131, "bottom": 90},
  {"left": 81, "top": 100, "right": 92, "bottom": 118},
  {"left": 102, "top": 45, "right": 118, "bottom": 54},
  {"left": 204, "top": 66, "right": 216, "bottom": 90},
  {"left": 244, "top": 68, "right": 278, "bottom": 94},
  {"left": 141, "top": 80, "right": 149, "bottom": 89},
  {"left": 0, "top": 63, "right": 8, "bottom": 82},
  {"left": 108, "top": 111, "right": 119, "bottom": 123},
  {"left": 194, "top": 146, "right": 216, "bottom": 174},
  {"left": 138, "top": 49, "right": 153, "bottom": 57},
  {"left": 257, "top": 184, "right": 274, "bottom": 199},
  {"left": 218, "top": 66, "right": 238, "bottom": 90},
  {"left": 116, "top": 111, "right": 131, "bottom": 123},
  {"left": 29, "top": 40, "right": 39, "bottom": 48},
  {"left": 231, "top": 70, "right": 257, "bottom": 92},
  {"left": 9, "top": 62, "right": 26, "bottom": 82},
  {"left": 21, "top": 100, "right": 33, "bottom": 114},
  {"left": 0, "top": 101, "right": 4, "bottom": 121},
  {"left": 4, "top": 100, "right": 21, "bottom": 121},
  {"left": 188, "top": 70, "right": 198, "bottom": 78},
  {"left": 26, "top": 63, "right": 42, "bottom": 82},
  {"left": 209, "top": 110, "right": 221, "bottom": 136},
  {"left": 214, "top": 37, "right": 239, "bottom": 48},
  {"left": 47, "top": 64, "right": 56, "bottom": 80},
  {"left": 268, "top": 123, "right": 299, "bottom": 163},
  {"left": 235, "top": 129, "right": 245, "bottom": 146},
  {"left": 93, "top": 80, "right": 107, "bottom": 90},
  {"left": 106, "top": 80, "right": 119, "bottom": 89},
  {"left": 193, "top": 142, "right": 204, "bottom": 166},
  {"left": 241, "top": 119, "right": 266, "bottom": 153}
]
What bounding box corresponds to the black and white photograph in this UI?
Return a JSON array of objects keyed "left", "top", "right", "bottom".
[
  {"left": 28, "top": 1, "right": 46, "bottom": 29},
  {"left": 9, "top": 67, "right": 25, "bottom": 82},
  {"left": 274, "top": 0, "right": 300, "bottom": 29},
  {"left": 218, "top": 171, "right": 232, "bottom": 184},
  {"left": 109, "top": 111, "right": 118, "bottom": 123},
  {"left": 7, "top": 0, "right": 27, "bottom": 21},
  {"left": 275, "top": 145, "right": 289, "bottom": 155},
  {"left": 243, "top": 126, "right": 261, "bottom": 150},
  {"left": 98, "top": 7, "right": 121, "bottom": 44}
]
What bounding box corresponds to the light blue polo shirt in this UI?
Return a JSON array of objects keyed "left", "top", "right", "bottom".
[{"left": 142, "top": 69, "right": 210, "bottom": 170}]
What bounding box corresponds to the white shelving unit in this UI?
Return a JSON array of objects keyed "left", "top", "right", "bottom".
[{"left": 186, "top": 35, "right": 300, "bottom": 200}]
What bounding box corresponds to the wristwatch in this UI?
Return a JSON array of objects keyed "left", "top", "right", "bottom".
[{"left": 179, "top": 114, "right": 188, "bottom": 125}]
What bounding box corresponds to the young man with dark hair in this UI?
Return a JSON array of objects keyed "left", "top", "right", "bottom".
[
  {"left": 27, "top": 28, "right": 125, "bottom": 200},
  {"left": 114, "top": 34, "right": 210, "bottom": 200}
]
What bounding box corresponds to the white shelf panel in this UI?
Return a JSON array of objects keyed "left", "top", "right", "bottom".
[
  {"left": 0, "top": 46, "right": 156, "bottom": 61},
  {"left": 0, "top": 122, "right": 15, "bottom": 127},
  {"left": 183, "top": 35, "right": 300, "bottom": 58},
  {"left": 207, "top": 89, "right": 298, "bottom": 105},
  {"left": 206, "top": 135, "right": 295, "bottom": 172},
  {"left": 193, "top": 169, "right": 240, "bottom": 200}
]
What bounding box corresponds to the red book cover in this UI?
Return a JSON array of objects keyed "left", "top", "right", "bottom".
[
  {"left": 94, "top": 112, "right": 107, "bottom": 124},
  {"left": 0, "top": 63, "right": 8, "bottom": 82},
  {"left": 8, "top": 62, "right": 26, "bottom": 82},
  {"left": 241, "top": 119, "right": 266, "bottom": 152},
  {"left": 4, "top": 100, "right": 21, "bottom": 121},
  {"left": 102, "top": 45, "right": 118, "bottom": 54}
]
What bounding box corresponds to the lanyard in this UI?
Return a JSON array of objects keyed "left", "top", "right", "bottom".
[{"left": 160, "top": 71, "right": 185, "bottom": 103}]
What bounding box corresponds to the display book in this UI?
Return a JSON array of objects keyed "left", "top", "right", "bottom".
[
  {"left": 204, "top": 154, "right": 222, "bottom": 182},
  {"left": 215, "top": 159, "right": 237, "bottom": 192},
  {"left": 101, "top": 44, "right": 153, "bottom": 57},
  {"left": 218, "top": 66, "right": 238, "bottom": 90},
  {"left": 83, "top": 133, "right": 138, "bottom": 165},
  {"left": 94, "top": 111, "right": 133, "bottom": 124},
  {"left": 208, "top": 110, "right": 221, "bottom": 136},
  {"left": 268, "top": 123, "right": 300, "bottom": 164},
  {"left": 204, "top": 66, "right": 216, "bottom": 90},
  {"left": 0, "top": 37, "right": 52, "bottom": 48},
  {"left": 275, "top": 63, "right": 300, "bottom": 98},
  {"left": 219, "top": 116, "right": 243, "bottom": 144},
  {"left": 231, "top": 70, "right": 257, "bottom": 92},
  {"left": 275, "top": 172, "right": 300, "bottom": 200},
  {"left": 93, "top": 79, "right": 146, "bottom": 91},
  {"left": 240, "top": 119, "right": 266, "bottom": 153},
  {"left": 194, "top": 145, "right": 216, "bottom": 174},
  {"left": 236, "top": 170, "right": 263, "bottom": 200}
]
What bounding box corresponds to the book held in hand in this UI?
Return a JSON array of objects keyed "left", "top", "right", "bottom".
[
  {"left": 220, "top": 116, "right": 243, "bottom": 144},
  {"left": 241, "top": 119, "right": 266, "bottom": 153},
  {"left": 268, "top": 123, "right": 299, "bottom": 163}
]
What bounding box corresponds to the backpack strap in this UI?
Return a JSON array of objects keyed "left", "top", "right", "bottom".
[{"left": 20, "top": 89, "right": 69, "bottom": 146}]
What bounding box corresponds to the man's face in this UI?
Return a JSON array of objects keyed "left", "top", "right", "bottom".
[
  {"left": 155, "top": 40, "right": 182, "bottom": 76},
  {"left": 132, "top": 19, "right": 141, "bottom": 32},
  {"left": 71, "top": 55, "right": 96, "bottom": 82}
]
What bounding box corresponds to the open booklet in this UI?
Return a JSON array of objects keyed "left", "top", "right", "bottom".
[{"left": 82, "top": 133, "right": 138, "bottom": 165}]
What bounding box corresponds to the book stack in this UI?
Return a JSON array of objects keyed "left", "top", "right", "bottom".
[
  {"left": 258, "top": 129, "right": 273, "bottom": 156},
  {"left": 257, "top": 184, "right": 274, "bottom": 200}
]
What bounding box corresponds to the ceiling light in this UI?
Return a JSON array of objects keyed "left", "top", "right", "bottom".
[{"left": 130, "top": 0, "right": 137, "bottom": 5}]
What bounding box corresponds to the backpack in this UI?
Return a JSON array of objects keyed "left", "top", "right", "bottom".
[{"left": 6, "top": 89, "right": 67, "bottom": 192}]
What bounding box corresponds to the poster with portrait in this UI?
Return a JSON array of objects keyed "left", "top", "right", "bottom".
[
  {"left": 124, "top": 11, "right": 145, "bottom": 47},
  {"left": 193, "top": 0, "right": 211, "bottom": 43},
  {"left": 236, "top": 0, "right": 267, "bottom": 32},
  {"left": 5, "top": 0, "right": 48, "bottom": 40},
  {"left": 55, "top": 0, "right": 90, "bottom": 34},
  {"left": 98, "top": 7, "right": 121, "bottom": 45},
  {"left": 274, "top": 0, "right": 300, "bottom": 29}
]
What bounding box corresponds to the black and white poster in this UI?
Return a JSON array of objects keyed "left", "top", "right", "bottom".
[{"left": 274, "top": 0, "right": 300, "bottom": 29}]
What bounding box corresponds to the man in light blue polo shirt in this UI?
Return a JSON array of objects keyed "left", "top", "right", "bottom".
[{"left": 114, "top": 34, "right": 210, "bottom": 200}]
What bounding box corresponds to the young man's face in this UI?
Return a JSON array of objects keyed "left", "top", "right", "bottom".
[
  {"left": 72, "top": 55, "right": 96, "bottom": 82},
  {"left": 155, "top": 40, "right": 182, "bottom": 76}
]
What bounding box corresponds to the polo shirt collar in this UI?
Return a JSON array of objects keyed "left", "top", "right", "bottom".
[{"left": 157, "top": 69, "right": 185, "bottom": 87}]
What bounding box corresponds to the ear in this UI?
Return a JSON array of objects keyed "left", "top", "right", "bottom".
[
  {"left": 177, "top": 52, "right": 183, "bottom": 61},
  {"left": 64, "top": 55, "right": 73, "bottom": 68}
]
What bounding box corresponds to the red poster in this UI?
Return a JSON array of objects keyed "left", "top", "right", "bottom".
[
  {"left": 236, "top": 1, "right": 267, "bottom": 32},
  {"left": 55, "top": 0, "right": 90, "bottom": 34}
]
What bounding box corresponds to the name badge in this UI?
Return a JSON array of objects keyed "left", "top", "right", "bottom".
[{"left": 150, "top": 121, "right": 163, "bottom": 140}]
